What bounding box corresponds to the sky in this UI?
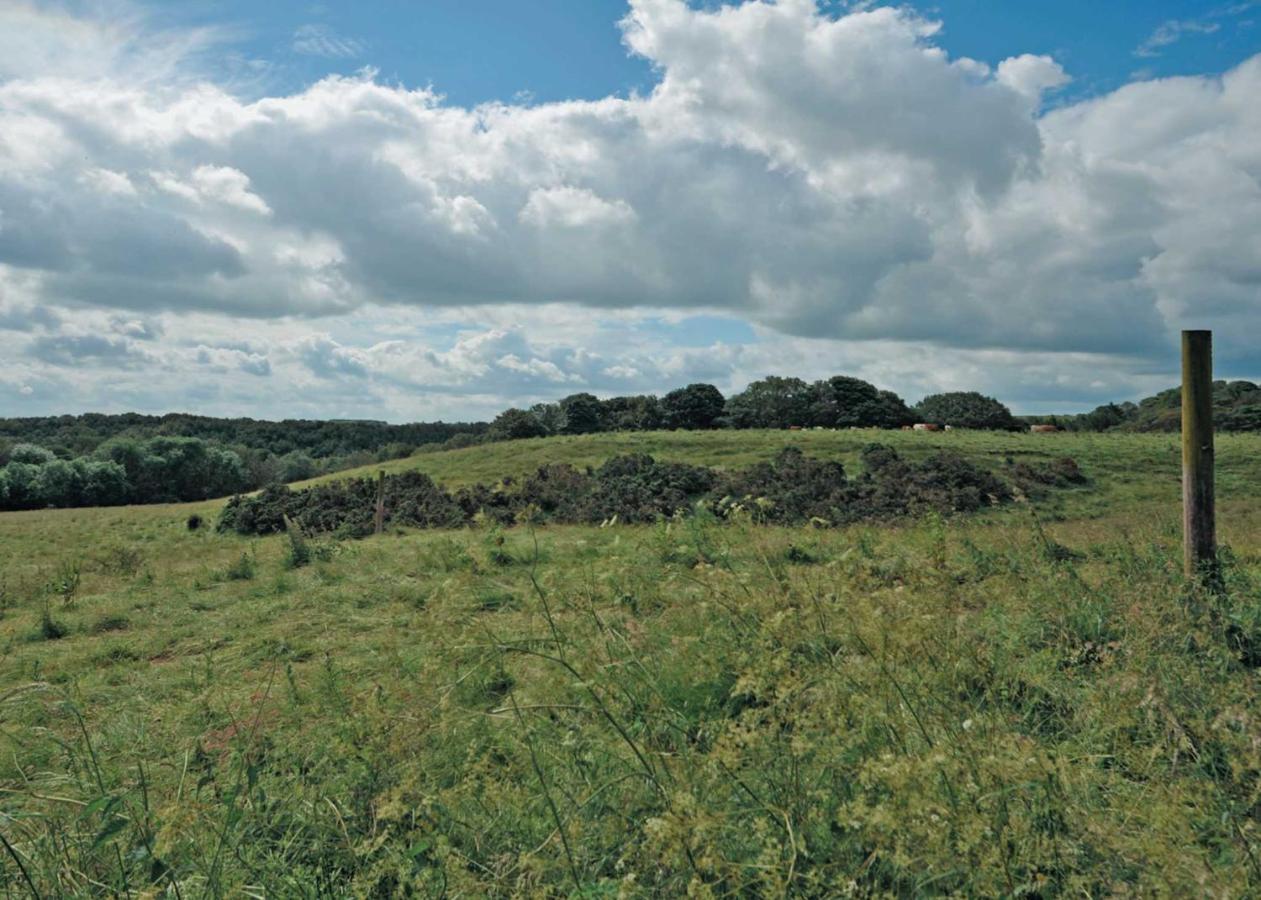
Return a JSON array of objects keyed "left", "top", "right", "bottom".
[{"left": 0, "top": 0, "right": 1258, "bottom": 422}]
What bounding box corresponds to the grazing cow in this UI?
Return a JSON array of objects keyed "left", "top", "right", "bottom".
[
  {"left": 1030, "top": 424, "right": 1059, "bottom": 433},
  {"left": 901, "top": 425, "right": 913, "bottom": 431},
  {"left": 913, "top": 423, "right": 940, "bottom": 432},
  {"left": 788, "top": 425, "right": 803, "bottom": 431}
]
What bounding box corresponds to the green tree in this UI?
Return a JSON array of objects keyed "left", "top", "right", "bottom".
[
  {"left": 661, "top": 384, "right": 725, "bottom": 430},
  {"left": 528, "top": 403, "right": 565, "bottom": 435},
  {"left": 600, "top": 395, "right": 663, "bottom": 431},
  {"left": 914, "top": 392, "right": 1018, "bottom": 430},
  {"left": 79, "top": 459, "right": 130, "bottom": 506},
  {"left": 9, "top": 443, "right": 56, "bottom": 465},
  {"left": 489, "top": 408, "right": 548, "bottom": 441},
  {"left": 723, "top": 377, "right": 815, "bottom": 429},
  {"left": 33, "top": 458, "right": 85, "bottom": 506},
  {"left": 1076, "top": 402, "right": 1130, "bottom": 432},
  {"left": 559, "top": 393, "right": 604, "bottom": 435},
  {"left": 809, "top": 377, "right": 912, "bottom": 428},
  {"left": 874, "top": 390, "right": 916, "bottom": 429},
  {"left": 0, "top": 461, "right": 40, "bottom": 509}
]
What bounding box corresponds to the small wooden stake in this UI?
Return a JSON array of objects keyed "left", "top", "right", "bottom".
[
  {"left": 1182, "top": 330, "right": 1216, "bottom": 581},
  {"left": 374, "top": 470, "right": 386, "bottom": 536}
]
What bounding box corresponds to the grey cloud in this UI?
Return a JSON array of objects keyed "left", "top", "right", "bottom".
[
  {"left": 0, "top": 303, "right": 60, "bottom": 332},
  {"left": 110, "top": 316, "right": 163, "bottom": 340},
  {"left": 239, "top": 354, "right": 271, "bottom": 376},
  {"left": 28, "top": 332, "right": 149, "bottom": 366},
  {"left": 294, "top": 335, "right": 369, "bottom": 378}
]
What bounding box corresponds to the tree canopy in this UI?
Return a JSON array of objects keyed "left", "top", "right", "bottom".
[{"left": 915, "top": 392, "right": 1019, "bottom": 430}]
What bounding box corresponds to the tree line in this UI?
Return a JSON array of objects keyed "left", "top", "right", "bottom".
[
  {"left": 0, "top": 437, "right": 250, "bottom": 510},
  {"left": 0, "top": 414, "right": 487, "bottom": 511},
  {"left": 486, "top": 378, "right": 1020, "bottom": 440},
  {"left": 1030, "top": 380, "right": 1261, "bottom": 433},
  {"left": 0, "top": 412, "right": 484, "bottom": 459}
]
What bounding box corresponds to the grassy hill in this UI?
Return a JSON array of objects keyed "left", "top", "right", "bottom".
[{"left": 3, "top": 430, "right": 1261, "bottom": 895}]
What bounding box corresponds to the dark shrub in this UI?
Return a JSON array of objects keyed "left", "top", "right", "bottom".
[
  {"left": 453, "top": 481, "right": 519, "bottom": 526},
  {"left": 517, "top": 464, "right": 593, "bottom": 521},
  {"left": 187, "top": 514, "right": 204, "bottom": 531},
  {"left": 386, "top": 471, "right": 466, "bottom": 529},
  {"left": 860, "top": 443, "right": 903, "bottom": 475},
  {"left": 906, "top": 451, "right": 1012, "bottom": 513},
  {"left": 588, "top": 454, "right": 716, "bottom": 522},
  {"left": 720, "top": 447, "right": 855, "bottom": 524},
  {"left": 855, "top": 444, "right": 1012, "bottom": 517},
  {"left": 218, "top": 445, "right": 1082, "bottom": 537},
  {"left": 218, "top": 484, "right": 295, "bottom": 535}
]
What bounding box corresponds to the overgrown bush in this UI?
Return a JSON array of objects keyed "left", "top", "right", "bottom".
[
  {"left": 219, "top": 484, "right": 294, "bottom": 535},
  {"left": 587, "top": 454, "right": 716, "bottom": 523},
  {"left": 514, "top": 464, "right": 593, "bottom": 521},
  {"left": 719, "top": 447, "right": 856, "bottom": 523},
  {"left": 220, "top": 446, "right": 1076, "bottom": 537}
]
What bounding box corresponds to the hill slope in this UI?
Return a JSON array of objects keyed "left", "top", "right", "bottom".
[{"left": 2, "top": 431, "right": 1261, "bottom": 895}]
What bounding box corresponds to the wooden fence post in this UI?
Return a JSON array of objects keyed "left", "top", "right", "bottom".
[
  {"left": 1182, "top": 330, "right": 1216, "bottom": 582},
  {"left": 374, "top": 470, "right": 386, "bottom": 536}
]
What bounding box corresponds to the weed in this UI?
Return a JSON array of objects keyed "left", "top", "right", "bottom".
[
  {"left": 98, "top": 545, "right": 144, "bottom": 576},
  {"left": 784, "top": 543, "right": 817, "bottom": 564},
  {"left": 222, "top": 550, "right": 256, "bottom": 581},
  {"left": 49, "top": 559, "right": 82, "bottom": 606},
  {"left": 36, "top": 599, "right": 68, "bottom": 641},
  {"left": 284, "top": 517, "right": 311, "bottom": 569}
]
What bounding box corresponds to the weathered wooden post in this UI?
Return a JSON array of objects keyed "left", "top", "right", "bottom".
[
  {"left": 1182, "top": 330, "right": 1216, "bottom": 581},
  {"left": 374, "top": 470, "right": 386, "bottom": 536}
]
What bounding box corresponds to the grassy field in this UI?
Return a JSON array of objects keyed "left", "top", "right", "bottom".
[{"left": 3, "top": 430, "right": 1261, "bottom": 896}]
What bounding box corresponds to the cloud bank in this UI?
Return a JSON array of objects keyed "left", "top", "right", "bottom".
[{"left": 0, "top": 0, "right": 1258, "bottom": 419}]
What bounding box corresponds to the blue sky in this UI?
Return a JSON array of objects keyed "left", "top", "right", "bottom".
[
  {"left": 0, "top": 0, "right": 1259, "bottom": 421},
  {"left": 170, "top": 0, "right": 1259, "bottom": 105}
]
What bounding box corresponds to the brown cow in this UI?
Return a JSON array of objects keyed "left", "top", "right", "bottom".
[
  {"left": 913, "top": 423, "right": 940, "bottom": 432},
  {"left": 1029, "top": 424, "right": 1059, "bottom": 433}
]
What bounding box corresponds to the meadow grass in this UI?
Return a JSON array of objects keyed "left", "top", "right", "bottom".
[{"left": 2, "top": 430, "right": 1261, "bottom": 895}]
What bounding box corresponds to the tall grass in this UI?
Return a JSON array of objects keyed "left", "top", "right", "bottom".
[{"left": 1, "top": 432, "right": 1260, "bottom": 894}]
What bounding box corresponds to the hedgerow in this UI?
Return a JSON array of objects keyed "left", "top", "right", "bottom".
[{"left": 219, "top": 445, "right": 1072, "bottom": 537}]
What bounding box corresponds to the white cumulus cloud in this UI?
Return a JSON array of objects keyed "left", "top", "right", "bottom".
[{"left": 0, "top": 0, "right": 1258, "bottom": 418}]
